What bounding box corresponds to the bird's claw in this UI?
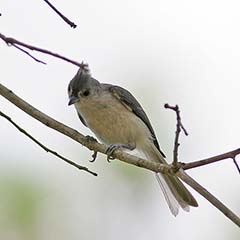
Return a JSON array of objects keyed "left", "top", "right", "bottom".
[
  {"left": 85, "top": 136, "right": 98, "bottom": 162},
  {"left": 90, "top": 151, "right": 98, "bottom": 163},
  {"left": 106, "top": 144, "right": 122, "bottom": 162},
  {"left": 106, "top": 143, "right": 135, "bottom": 162},
  {"left": 85, "top": 135, "right": 97, "bottom": 142}
]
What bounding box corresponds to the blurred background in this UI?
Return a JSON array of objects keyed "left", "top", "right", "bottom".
[{"left": 0, "top": 0, "right": 240, "bottom": 239}]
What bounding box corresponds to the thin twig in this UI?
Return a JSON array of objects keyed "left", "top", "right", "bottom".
[
  {"left": 43, "top": 0, "right": 77, "bottom": 28},
  {"left": 0, "top": 110, "right": 97, "bottom": 176},
  {"left": 232, "top": 157, "right": 240, "bottom": 174},
  {"left": 164, "top": 104, "right": 188, "bottom": 165},
  {"left": 182, "top": 148, "right": 240, "bottom": 173},
  {"left": 177, "top": 169, "right": 240, "bottom": 227},
  {"left": 13, "top": 45, "right": 46, "bottom": 64},
  {"left": 0, "top": 33, "right": 82, "bottom": 67}
]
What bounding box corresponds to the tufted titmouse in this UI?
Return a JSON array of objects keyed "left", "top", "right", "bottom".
[{"left": 68, "top": 65, "right": 198, "bottom": 216}]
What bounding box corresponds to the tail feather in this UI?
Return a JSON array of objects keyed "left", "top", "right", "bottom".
[
  {"left": 162, "top": 173, "right": 198, "bottom": 209},
  {"left": 142, "top": 140, "right": 198, "bottom": 216},
  {"left": 155, "top": 173, "right": 180, "bottom": 216}
]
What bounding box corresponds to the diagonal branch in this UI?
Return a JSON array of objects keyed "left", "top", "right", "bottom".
[
  {"left": 43, "top": 0, "right": 77, "bottom": 28},
  {"left": 177, "top": 169, "right": 240, "bottom": 227},
  {"left": 0, "top": 110, "right": 97, "bottom": 176},
  {"left": 0, "top": 83, "right": 239, "bottom": 226},
  {"left": 0, "top": 33, "right": 82, "bottom": 67},
  {"left": 0, "top": 83, "right": 173, "bottom": 175}
]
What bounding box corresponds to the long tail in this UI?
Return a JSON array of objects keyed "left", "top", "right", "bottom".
[
  {"left": 155, "top": 173, "right": 198, "bottom": 216},
  {"left": 142, "top": 141, "right": 198, "bottom": 216}
]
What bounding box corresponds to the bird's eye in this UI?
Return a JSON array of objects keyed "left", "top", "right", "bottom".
[{"left": 83, "top": 90, "right": 90, "bottom": 96}]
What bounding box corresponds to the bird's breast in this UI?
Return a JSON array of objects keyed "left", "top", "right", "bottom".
[{"left": 74, "top": 94, "right": 151, "bottom": 146}]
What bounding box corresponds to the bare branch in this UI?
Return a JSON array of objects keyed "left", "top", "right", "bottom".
[
  {"left": 0, "top": 83, "right": 173, "bottom": 175},
  {"left": 177, "top": 169, "right": 240, "bottom": 227},
  {"left": 164, "top": 104, "right": 240, "bottom": 174},
  {"left": 164, "top": 104, "right": 188, "bottom": 165},
  {"left": 0, "top": 110, "right": 97, "bottom": 176},
  {"left": 43, "top": 0, "right": 77, "bottom": 28},
  {"left": 0, "top": 33, "right": 82, "bottom": 67},
  {"left": 182, "top": 148, "right": 240, "bottom": 173},
  {"left": 0, "top": 83, "right": 239, "bottom": 226}
]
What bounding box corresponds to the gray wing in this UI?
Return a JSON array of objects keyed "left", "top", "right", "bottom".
[
  {"left": 77, "top": 112, "right": 88, "bottom": 127},
  {"left": 108, "top": 85, "right": 166, "bottom": 157}
]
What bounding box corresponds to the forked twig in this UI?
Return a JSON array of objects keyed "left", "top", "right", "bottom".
[
  {"left": 164, "top": 104, "right": 188, "bottom": 165},
  {"left": 182, "top": 148, "right": 240, "bottom": 174},
  {"left": 0, "top": 33, "right": 82, "bottom": 67}
]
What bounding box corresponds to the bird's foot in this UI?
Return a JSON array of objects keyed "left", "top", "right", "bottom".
[
  {"left": 106, "top": 143, "right": 135, "bottom": 162},
  {"left": 85, "top": 135, "right": 98, "bottom": 162},
  {"left": 85, "top": 135, "right": 97, "bottom": 143}
]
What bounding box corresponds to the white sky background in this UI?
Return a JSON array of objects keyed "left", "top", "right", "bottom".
[{"left": 1, "top": 0, "right": 240, "bottom": 239}]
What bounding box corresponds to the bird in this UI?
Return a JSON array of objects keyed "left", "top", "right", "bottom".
[{"left": 68, "top": 64, "right": 198, "bottom": 216}]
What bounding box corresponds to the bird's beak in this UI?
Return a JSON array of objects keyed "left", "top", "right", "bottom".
[{"left": 68, "top": 96, "right": 79, "bottom": 106}]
